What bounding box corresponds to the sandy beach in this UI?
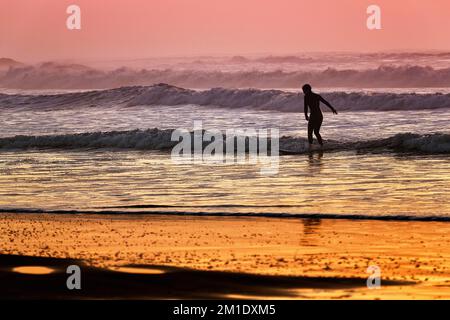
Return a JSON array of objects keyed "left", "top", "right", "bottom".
[{"left": 1, "top": 213, "right": 449, "bottom": 299}]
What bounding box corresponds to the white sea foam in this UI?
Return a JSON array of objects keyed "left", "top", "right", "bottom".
[{"left": 0, "top": 130, "right": 449, "bottom": 154}]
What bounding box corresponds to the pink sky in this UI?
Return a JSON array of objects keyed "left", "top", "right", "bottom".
[{"left": 1, "top": 0, "right": 450, "bottom": 62}]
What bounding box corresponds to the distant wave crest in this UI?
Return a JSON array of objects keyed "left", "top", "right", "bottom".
[
  {"left": 0, "top": 62, "right": 450, "bottom": 89},
  {"left": 1, "top": 129, "right": 449, "bottom": 154},
  {"left": 2, "top": 63, "right": 450, "bottom": 89},
  {"left": 1, "top": 83, "right": 450, "bottom": 112}
]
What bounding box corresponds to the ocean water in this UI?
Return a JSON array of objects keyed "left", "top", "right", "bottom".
[{"left": 0, "top": 86, "right": 449, "bottom": 220}]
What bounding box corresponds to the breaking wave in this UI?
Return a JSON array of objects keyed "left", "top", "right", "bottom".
[
  {"left": 0, "top": 129, "right": 449, "bottom": 154},
  {"left": 1, "top": 83, "right": 450, "bottom": 112}
]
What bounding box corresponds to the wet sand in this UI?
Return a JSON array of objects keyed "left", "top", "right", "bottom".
[{"left": 1, "top": 213, "right": 449, "bottom": 299}]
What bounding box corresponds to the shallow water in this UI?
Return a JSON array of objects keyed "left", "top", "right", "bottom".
[{"left": 0, "top": 150, "right": 449, "bottom": 218}]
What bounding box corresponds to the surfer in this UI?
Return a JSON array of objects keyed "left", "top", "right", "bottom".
[{"left": 302, "top": 84, "right": 338, "bottom": 148}]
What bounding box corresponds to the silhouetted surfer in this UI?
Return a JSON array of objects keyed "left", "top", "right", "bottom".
[{"left": 302, "top": 84, "right": 338, "bottom": 148}]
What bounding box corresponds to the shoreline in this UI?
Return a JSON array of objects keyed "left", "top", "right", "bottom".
[
  {"left": 1, "top": 213, "right": 450, "bottom": 299},
  {"left": 1, "top": 209, "right": 450, "bottom": 222}
]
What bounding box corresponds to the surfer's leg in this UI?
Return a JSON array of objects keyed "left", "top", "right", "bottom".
[
  {"left": 314, "top": 128, "right": 323, "bottom": 146},
  {"left": 313, "top": 118, "right": 323, "bottom": 146},
  {"left": 307, "top": 120, "right": 314, "bottom": 144}
]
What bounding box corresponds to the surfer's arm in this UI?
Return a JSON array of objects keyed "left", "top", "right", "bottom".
[
  {"left": 304, "top": 96, "right": 309, "bottom": 121},
  {"left": 319, "top": 95, "right": 338, "bottom": 114}
]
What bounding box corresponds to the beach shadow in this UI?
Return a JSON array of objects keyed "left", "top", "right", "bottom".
[{"left": 0, "top": 254, "right": 414, "bottom": 299}]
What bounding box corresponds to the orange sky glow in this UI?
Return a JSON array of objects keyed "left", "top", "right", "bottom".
[{"left": 1, "top": 0, "right": 450, "bottom": 62}]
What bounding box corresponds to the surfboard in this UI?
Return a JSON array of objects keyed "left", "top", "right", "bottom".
[
  {"left": 279, "top": 149, "right": 303, "bottom": 155},
  {"left": 279, "top": 146, "right": 323, "bottom": 155}
]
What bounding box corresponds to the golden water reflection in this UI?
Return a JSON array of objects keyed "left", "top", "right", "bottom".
[{"left": 0, "top": 150, "right": 449, "bottom": 218}]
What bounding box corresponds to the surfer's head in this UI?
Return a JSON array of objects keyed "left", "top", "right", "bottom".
[{"left": 302, "top": 84, "right": 312, "bottom": 94}]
